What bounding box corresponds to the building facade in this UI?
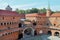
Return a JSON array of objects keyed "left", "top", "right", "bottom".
[{"left": 0, "top": 5, "right": 60, "bottom": 40}]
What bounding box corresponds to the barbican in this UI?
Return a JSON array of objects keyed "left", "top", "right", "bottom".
[{"left": 0, "top": 5, "right": 60, "bottom": 40}]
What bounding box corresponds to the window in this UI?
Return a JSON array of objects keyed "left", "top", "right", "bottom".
[
  {"left": 8, "top": 27, "right": 10, "bottom": 29},
  {"left": 8, "top": 33, "right": 10, "bottom": 34},
  {"left": 1, "top": 23, "right": 3, "bottom": 25},
  {"left": 54, "top": 24, "right": 56, "bottom": 26},
  {"left": 7, "top": 23, "right": 9, "bottom": 25},
  {"left": 3, "top": 17, "right": 4, "bottom": 20},
  {"left": 2, "top": 34, "right": 4, "bottom": 36},
  {"left": 4, "top": 23, "right": 6, "bottom": 25},
  {"left": 5, "top": 33, "right": 7, "bottom": 35},
  {"left": 19, "top": 23, "right": 22, "bottom": 27},
  {"left": 13, "top": 17, "right": 15, "bottom": 19},
  {"left": 33, "top": 22, "right": 37, "bottom": 26},
  {"left": 10, "top": 22, "right": 11, "bottom": 24}
]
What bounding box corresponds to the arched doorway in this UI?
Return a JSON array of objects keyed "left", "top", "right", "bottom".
[
  {"left": 18, "top": 33, "right": 23, "bottom": 39},
  {"left": 34, "top": 30, "right": 37, "bottom": 36},
  {"left": 19, "top": 23, "right": 22, "bottom": 27},
  {"left": 54, "top": 32, "right": 59, "bottom": 36},
  {"left": 24, "top": 27, "right": 34, "bottom": 38},
  {"left": 24, "top": 28, "right": 32, "bottom": 35},
  {"left": 47, "top": 31, "right": 52, "bottom": 35}
]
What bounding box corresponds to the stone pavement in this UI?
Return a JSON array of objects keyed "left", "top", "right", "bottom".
[{"left": 19, "top": 35, "right": 60, "bottom": 40}]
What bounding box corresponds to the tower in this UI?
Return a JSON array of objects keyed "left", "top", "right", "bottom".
[
  {"left": 5, "top": 5, "right": 12, "bottom": 11},
  {"left": 46, "top": 0, "right": 51, "bottom": 17}
]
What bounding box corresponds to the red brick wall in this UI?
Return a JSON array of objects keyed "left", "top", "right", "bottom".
[{"left": 0, "top": 31, "right": 19, "bottom": 40}]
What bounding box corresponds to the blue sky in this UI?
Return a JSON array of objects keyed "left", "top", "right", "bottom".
[{"left": 0, "top": 0, "right": 60, "bottom": 11}]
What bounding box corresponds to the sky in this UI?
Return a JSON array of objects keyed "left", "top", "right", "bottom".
[{"left": 0, "top": 0, "right": 60, "bottom": 11}]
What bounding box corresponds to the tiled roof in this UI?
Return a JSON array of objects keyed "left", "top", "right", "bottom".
[
  {"left": 25, "top": 13, "right": 46, "bottom": 17},
  {"left": 51, "top": 13, "right": 60, "bottom": 17},
  {"left": 0, "top": 10, "right": 20, "bottom": 16},
  {"left": 38, "top": 13, "right": 46, "bottom": 17},
  {"left": 25, "top": 13, "right": 38, "bottom": 17}
]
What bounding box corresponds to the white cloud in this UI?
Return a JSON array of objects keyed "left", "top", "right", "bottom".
[
  {"left": 50, "top": 5, "right": 60, "bottom": 11},
  {"left": 11, "top": 3, "right": 37, "bottom": 10},
  {"left": 0, "top": 2, "right": 8, "bottom": 9}
]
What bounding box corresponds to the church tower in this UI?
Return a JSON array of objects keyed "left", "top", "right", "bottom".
[
  {"left": 5, "top": 5, "right": 12, "bottom": 11},
  {"left": 46, "top": 0, "right": 51, "bottom": 17}
]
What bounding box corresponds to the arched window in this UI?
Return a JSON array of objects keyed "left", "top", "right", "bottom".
[
  {"left": 3, "top": 17, "right": 4, "bottom": 20},
  {"left": 47, "top": 31, "right": 52, "bottom": 35},
  {"left": 1, "top": 23, "right": 3, "bottom": 25},
  {"left": 13, "top": 17, "right": 15, "bottom": 19},
  {"left": 4, "top": 23, "right": 6, "bottom": 25},
  {"left": 10, "top": 22, "right": 11, "bottom": 24},
  {"left": 8, "top": 27, "right": 10, "bottom": 29},
  {"left": 7, "top": 23, "right": 9, "bottom": 25},
  {"left": 54, "top": 32, "right": 59, "bottom": 36},
  {"left": 54, "top": 24, "right": 56, "bottom": 26}
]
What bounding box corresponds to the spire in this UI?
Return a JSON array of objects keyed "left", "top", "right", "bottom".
[
  {"left": 46, "top": 0, "right": 51, "bottom": 17},
  {"left": 48, "top": 0, "right": 50, "bottom": 10}
]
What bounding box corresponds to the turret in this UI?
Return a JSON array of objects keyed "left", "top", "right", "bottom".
[{"left": 5, "top": 5, "right": 12, "bottom": 11}]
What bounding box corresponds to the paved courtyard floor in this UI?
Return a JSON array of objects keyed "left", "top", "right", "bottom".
[{"left": 20, "top": 35, "right": 60, "bottom": 40}]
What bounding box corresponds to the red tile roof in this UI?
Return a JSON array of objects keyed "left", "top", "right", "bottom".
[
  {"left": 25, "top": 13, "right": 46, "bottom": 17},
  {"left": 25, "top": 13, "right": 38, "bottom": 17},
  {"left": 38, "top": 13, "right": 46, "bottom": 17},
  {"left": 51, "top": 13, "right": 60, "bottom": 17},
  {"left": 0, "top": 10, "right": 20, "bottom": 16}
]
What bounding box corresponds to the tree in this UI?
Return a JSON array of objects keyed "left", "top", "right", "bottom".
[
  {"left": 39, "top": 8, "right": 46, "bottom": 13},
  {"left": 25, "top": 9, "right": 31, "bottom": 13},
  {"left": 30, "top": 8, "right": 39, "bottom": 13},
  {"left": 15, "top": 8, "right": 47, "bottom": 14},
  {"left": 19, "top": 10, "right": 25, "bottom": 14},
  {"left": 16, "top": 9, "right": 25, "bottom": 14},
  {"left": 16, "top": 8, "right": 19, "bottom": 13}
]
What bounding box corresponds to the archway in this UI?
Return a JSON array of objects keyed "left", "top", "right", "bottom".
[
  {"left": 23, "top": 27, "right": 34, "bottom": 38},
  {"left": 19, "top": 23, "right": 22, "bottom": 27},
  {"left": 18, "top": 33, "right": 23, "bottom": 39},
  {"left": 24, "top": 28, "right": 33, "bottom": 35},
  {"left": 47, "top": 31, "right": 52, "bottom": 35},
  {"left": 54, "top": 32, "right": 59, "bottom": 36}
]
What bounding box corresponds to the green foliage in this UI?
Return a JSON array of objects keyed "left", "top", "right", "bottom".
[
  {"left": 15, "top": 8, "right": 47, "bottom": 14},
  {"left": 30, "top": 8, "right": 39, "bottom": 13}
]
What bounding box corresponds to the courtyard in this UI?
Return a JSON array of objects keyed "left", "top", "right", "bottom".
[{"left": 20, "top": 34, "right": 60, "bottom": 40}]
